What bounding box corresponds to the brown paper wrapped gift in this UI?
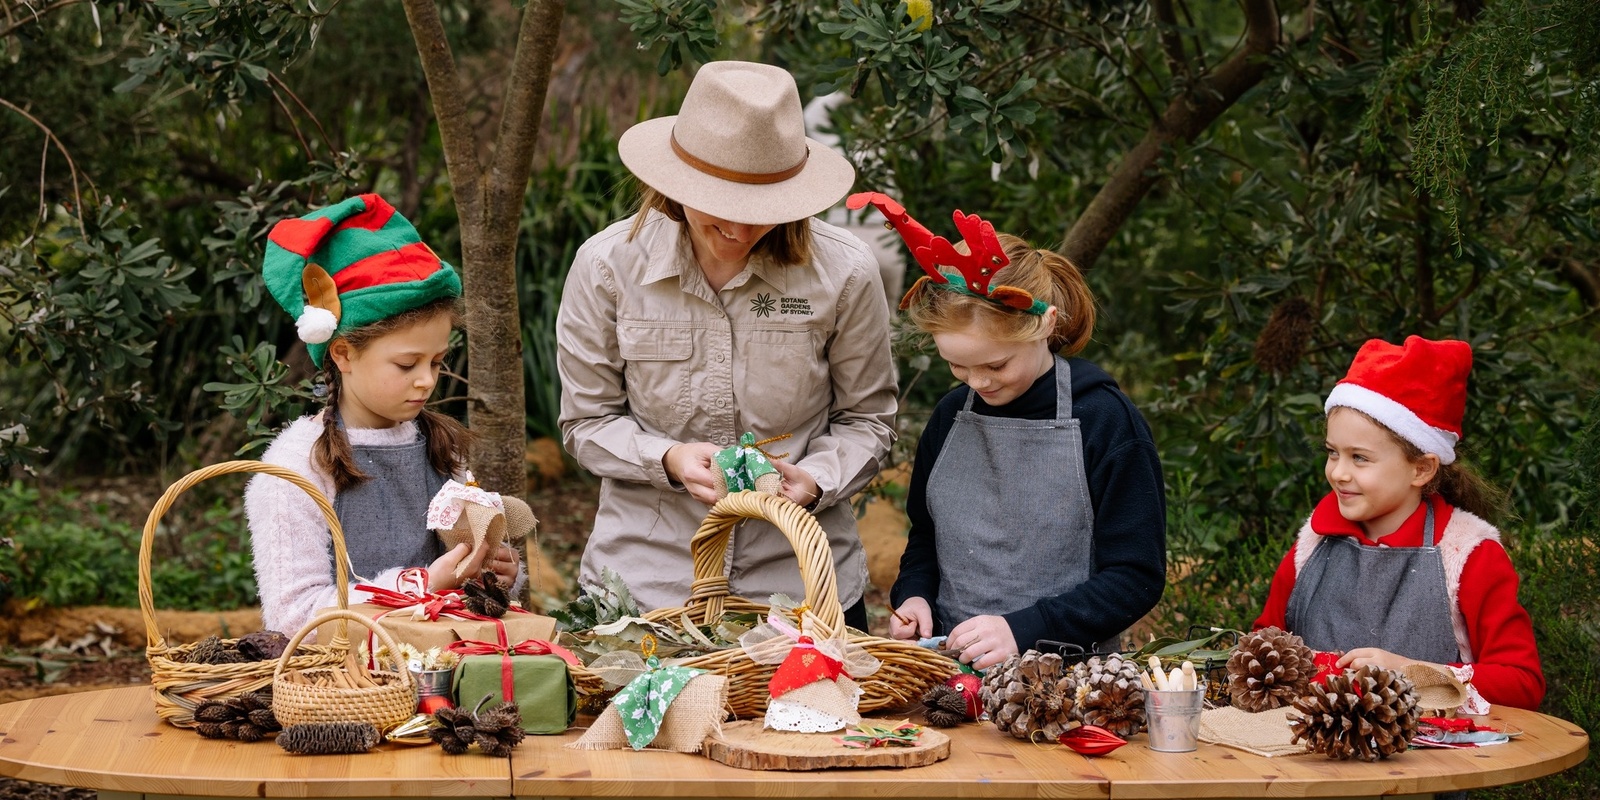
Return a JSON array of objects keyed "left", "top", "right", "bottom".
[{"left": 314, "top": 602, "right": 556, "bottom": 652}]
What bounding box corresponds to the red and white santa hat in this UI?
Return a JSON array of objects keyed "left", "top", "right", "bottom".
[{"left": 1324, "top": 335, "right": 1472, "bottom": 465}]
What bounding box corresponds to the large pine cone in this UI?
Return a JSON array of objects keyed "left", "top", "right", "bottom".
[
  {"left": 979, "top": 651, "right": 1076, "bottom": 740},
  {"left": 1072, "top": 654, "right": 1147, "bottom": 737},
  {"left": 1288, "top": 665, "right": 1419, "bottom": 762},
  {"left": 1227, "top": 626, "right": 1315, "bottom": 712}
]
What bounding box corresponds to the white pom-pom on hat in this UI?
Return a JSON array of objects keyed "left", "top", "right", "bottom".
[{"left": 296, "top": 305, "right": 339, "bottom": 344}]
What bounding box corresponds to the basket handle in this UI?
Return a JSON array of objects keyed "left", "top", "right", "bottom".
[
  {"left": 679, "top": 491, "right": 843, "bottom": 632},
  {"left": 274, "top": 609, "right": 415, "bottom": 690},
  {"left": 138, "top": 460, "right": 352, "bottom": 652}
]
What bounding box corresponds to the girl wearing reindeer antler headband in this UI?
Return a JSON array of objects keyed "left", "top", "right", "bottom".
[{"left": 852, "top": 192, "right": 1166, "bottom": 669}]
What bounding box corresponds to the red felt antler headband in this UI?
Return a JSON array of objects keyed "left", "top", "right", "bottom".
[{"left": 846, "top": 192, "right": 1047, "bottom": 315}]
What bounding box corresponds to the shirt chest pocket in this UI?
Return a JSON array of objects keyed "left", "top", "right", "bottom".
[
  {"left": 739, "top": 327, "right": 829, "bottom": 429},
  {"left": 618, "top": 324, "right": 694, "bottom": 430}
]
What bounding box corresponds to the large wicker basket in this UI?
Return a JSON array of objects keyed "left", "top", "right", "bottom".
[
  {"left": 140, "top": 461, "right": 351, "bottom": 727},
  {"left": 272, "top": 609, "right": 416, "bottom": 731},
  {"left": 569, "top": 491, "right": 956, "bottom": 718}
]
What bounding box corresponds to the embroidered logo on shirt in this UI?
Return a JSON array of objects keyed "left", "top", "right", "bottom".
[
  {"left": 752, "top": 293, "right": 776, "bottom": 318},
  {"left": 780, "top": 297, "right": 814, "bottom": 316}
]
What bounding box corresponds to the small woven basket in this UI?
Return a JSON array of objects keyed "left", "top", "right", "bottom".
[
  {"left": 140, "top": 461, "right": 351, "bottom": 727},
  {"left": 567, "top": 491, "right": 956, "bottom": 718},
  {"left": 272, "top": 609, "right": 417, "bottom": 731}
]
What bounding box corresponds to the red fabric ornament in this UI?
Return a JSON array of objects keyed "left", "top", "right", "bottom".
[
  {"left": 945, "top": 673, "right": 984, "bottom": 720},
  {"left": 768, "top": 636, "right": 845, "bottom": 699},
  {"left": 1312, "top": 651, "right": 1343, "bottom": 686}
]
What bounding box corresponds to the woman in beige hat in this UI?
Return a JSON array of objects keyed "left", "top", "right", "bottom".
[{"left": 556, "top": 61, "right": 896, "bottom": 630}]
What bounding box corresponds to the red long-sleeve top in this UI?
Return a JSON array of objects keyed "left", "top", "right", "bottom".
[{"left": 1255, "top": 493, "right": 1544, "bottom": 710}]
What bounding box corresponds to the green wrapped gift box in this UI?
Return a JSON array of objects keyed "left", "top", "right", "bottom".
[{"left": 451, "top": 654, "right": 576, "bottom": 734}]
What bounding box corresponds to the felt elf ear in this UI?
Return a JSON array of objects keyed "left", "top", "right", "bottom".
[{"left": 297, "top": 263, "right": 341, "bottom": 344}]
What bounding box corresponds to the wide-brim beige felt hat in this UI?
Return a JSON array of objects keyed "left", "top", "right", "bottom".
[{"left": 618, "top": 60, "right": 856, "bottom": 226}]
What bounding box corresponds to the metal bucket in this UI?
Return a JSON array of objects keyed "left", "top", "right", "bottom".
[
  {"left": 1144, "top": 687, "right": 1205, "bottom": 753},
  {"left": 413, "top": 668, "right": 454, "bottom": 711}
]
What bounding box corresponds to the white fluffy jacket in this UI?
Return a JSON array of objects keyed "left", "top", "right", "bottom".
[{"left": 245, "top": 415, "right": 524, "bottom": 637}]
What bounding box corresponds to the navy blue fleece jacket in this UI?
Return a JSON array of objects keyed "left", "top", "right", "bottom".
[{"left": 890, "top": 358, "right": 1166, "bottom": 652}]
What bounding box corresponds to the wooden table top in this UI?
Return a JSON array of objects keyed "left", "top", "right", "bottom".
[{"left": 0, "top": 686, "right": 1587, "bottom": 799}]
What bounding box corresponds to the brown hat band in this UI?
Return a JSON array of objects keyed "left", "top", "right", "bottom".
[{"left": 670, "top": 130, "right": 809, "bottom": 185}]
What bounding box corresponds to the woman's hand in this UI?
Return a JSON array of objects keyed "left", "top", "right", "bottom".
[
  {"left": 770, "top": 458, "right": 821, "bottom": 508},
  {"left": 1336, "top": 647, "right": 1418, "bottom": 671},
  {"left": 889, "top": 597, "right": 933, "bottom": 640},
  {"left": 427, "top": 543, "right": 491, "bottom": 591},
  {"left": 664, "top": 442, "right": 724, "bottom": 505},
  {"left": 947, "top": 615, "right": 1018, "bottom": 671},
  {"left": 485, "top": 544, "right": 520, "bottom": 588}
]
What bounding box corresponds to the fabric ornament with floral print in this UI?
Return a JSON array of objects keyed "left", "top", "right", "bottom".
[{"left": 709, "top": 432, "right": 785, "bottom": 497}]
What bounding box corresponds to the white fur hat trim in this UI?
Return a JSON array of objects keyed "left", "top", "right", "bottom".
[{"left": 296, "top": 305, "right": 339, "bottom": 344}]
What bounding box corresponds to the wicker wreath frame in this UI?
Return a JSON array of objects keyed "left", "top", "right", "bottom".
[
  {"left": 568, "top": 491, "right": 956, "bottom": 718},
  {"left": 139, "top": 461, "right": 352, "bottom": 727},
  {"left": 272, "top": 609, "right": 417, "bottom": 731}
]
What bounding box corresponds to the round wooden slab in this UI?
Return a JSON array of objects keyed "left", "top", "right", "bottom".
[{"left": 702, "top": 719, "right": 952, "bottom": 771}]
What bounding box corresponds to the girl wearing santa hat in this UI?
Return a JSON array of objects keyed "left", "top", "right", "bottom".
[{"left": 1254, "top": 336, "right": 1544, "bottom": 710}]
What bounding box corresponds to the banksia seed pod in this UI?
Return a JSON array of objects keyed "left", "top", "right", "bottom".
[
  {"left": 1228, "top": 626, "right": 1316, "bottom": 712},
  {"left": 462, "top": 571, "right": 510, "bottom": 618},
  {"left": 473, "top": 703, "right": 526, "bottom": 757},
  {"left": 236, "top": 631, "right": 291, "bottom": 662},
  {"left": 431, "top": 706, "right": 479, "bottom": 755},
  {"left": 1253, "top": 296, "right": 1315, "bottom": 375},
  {"left": 1073, "top": 655, "right": 1146, "bottom": 738},
  {"left": 920, "top": 685, "right": 970, "bottom": 727},
  {"left": 277, "top": 722, "right": 381, "bottom": 755},
  {"left": 1289, "top": 665, "right": 1419, "bottom": 762}
]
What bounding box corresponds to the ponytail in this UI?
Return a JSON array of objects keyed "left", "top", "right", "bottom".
[
  {"left": 311, "top": 296, "right": 474, "bottom": 492},
  {"left": 312, "top": 367, "right": 369, "bottom": 493},
  {"left": 1427, "top": 460, "right": 1507, "bottom": 524}
]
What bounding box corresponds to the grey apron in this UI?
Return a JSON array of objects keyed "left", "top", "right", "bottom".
[
  {"left": 1284, "top": 503, "right": 1461, "bottom": 664},
  {"left": 926, "top": 356, "right": 1096, "bottom": 649},
  {"left": 331, "top": 422, "right": 448, "bottom": 582}
]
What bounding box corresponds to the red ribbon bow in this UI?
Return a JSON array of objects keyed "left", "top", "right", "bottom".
[{"left": 445, "top": 618, "right": 578, "bottom": 703}]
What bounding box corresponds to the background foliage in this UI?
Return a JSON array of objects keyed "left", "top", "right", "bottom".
[{"left": 2, "top": 0, "right": 1597, "bottom": 794}]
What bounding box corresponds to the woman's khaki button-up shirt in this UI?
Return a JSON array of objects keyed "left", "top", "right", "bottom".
[{"left": 557, "top": 211, "right": 897, "bottom": 612}]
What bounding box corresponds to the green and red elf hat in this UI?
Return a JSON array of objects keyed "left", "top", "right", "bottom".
[
  {"left": 262, "top": 193, "right": 461, "bottom": 367},
  {"left": 846, "top": 191, "right": 1048, "bottom": 316}
]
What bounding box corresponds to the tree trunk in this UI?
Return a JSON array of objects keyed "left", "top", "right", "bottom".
[
  {"left": 1061, "top": 0, "right": 1281, "bottom": 269},
  {"left": 401, "top": 0, "right": 568, "bottom": 494}
]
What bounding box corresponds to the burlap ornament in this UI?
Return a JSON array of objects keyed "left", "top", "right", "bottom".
[
  {"left": 569, "top": 673, "right": 729, "bottom": 753},
  {"left": 1401, "top": 663, "right": 1468, "bottom": 713},
  {"left": 439, "top": 502, "right": 506, "bottom": 582}
]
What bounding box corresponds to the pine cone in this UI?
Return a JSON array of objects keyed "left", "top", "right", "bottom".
[
  {"left": 462, "top": 571, "right": 510, "bottom": 618},
  {"left": 236, "top": 631, "right": 291, "bottom": 662},
  {"left": 1289, "top": 665, "right": 1419, "bottom": 762},
  {"left": 193, "top": 700, "right": 235, "bottom": 725},
  {"left": 979, "top": 651, "right": 1076, "bottom": 740},
  {"left": 1228, "top": 626, "right": 1316, "bottom": 712},
  {"left": 1073, "top": 654, "right": 1147, "bottom": 738},
  {"left": 431, "top": 706, "right": 479, "bottom": 755},
  {"left": 920, "top": 685, "right": 971, "bottom": 727},
  {"left": 473, "top": 703, "right": 526, "bottom": 757},
  {"left": 278, "top": 723, "right": 381, "bottom": 755},
  {"left": 194, "top": 722, "right": 227, "bottom": 739}
]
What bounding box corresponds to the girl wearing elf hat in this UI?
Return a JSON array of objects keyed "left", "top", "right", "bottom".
[
  {"left": 556, "top": 62, "right": 895, "bottom": 626},
  {"left": 1254, "top": 336, "right": 1544, "bottom": 710},
  {"left": 244, "top": 194, "right": 525, "bottom": 636},
  {"left": 853, "top": 193, "right": 1167, "bottom": 670}
]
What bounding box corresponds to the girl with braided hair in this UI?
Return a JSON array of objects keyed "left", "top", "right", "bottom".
[{"left": 243, "top": 194, "right": 523, "bottom": 636}]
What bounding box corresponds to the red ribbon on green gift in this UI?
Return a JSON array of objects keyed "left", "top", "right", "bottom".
[{"left": 447, "top": 621, "right": 579, "bottom": 702}]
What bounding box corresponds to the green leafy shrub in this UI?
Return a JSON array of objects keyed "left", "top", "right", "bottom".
[{"left": 0, "top": 481, "right": 257, "bottom": 610}]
